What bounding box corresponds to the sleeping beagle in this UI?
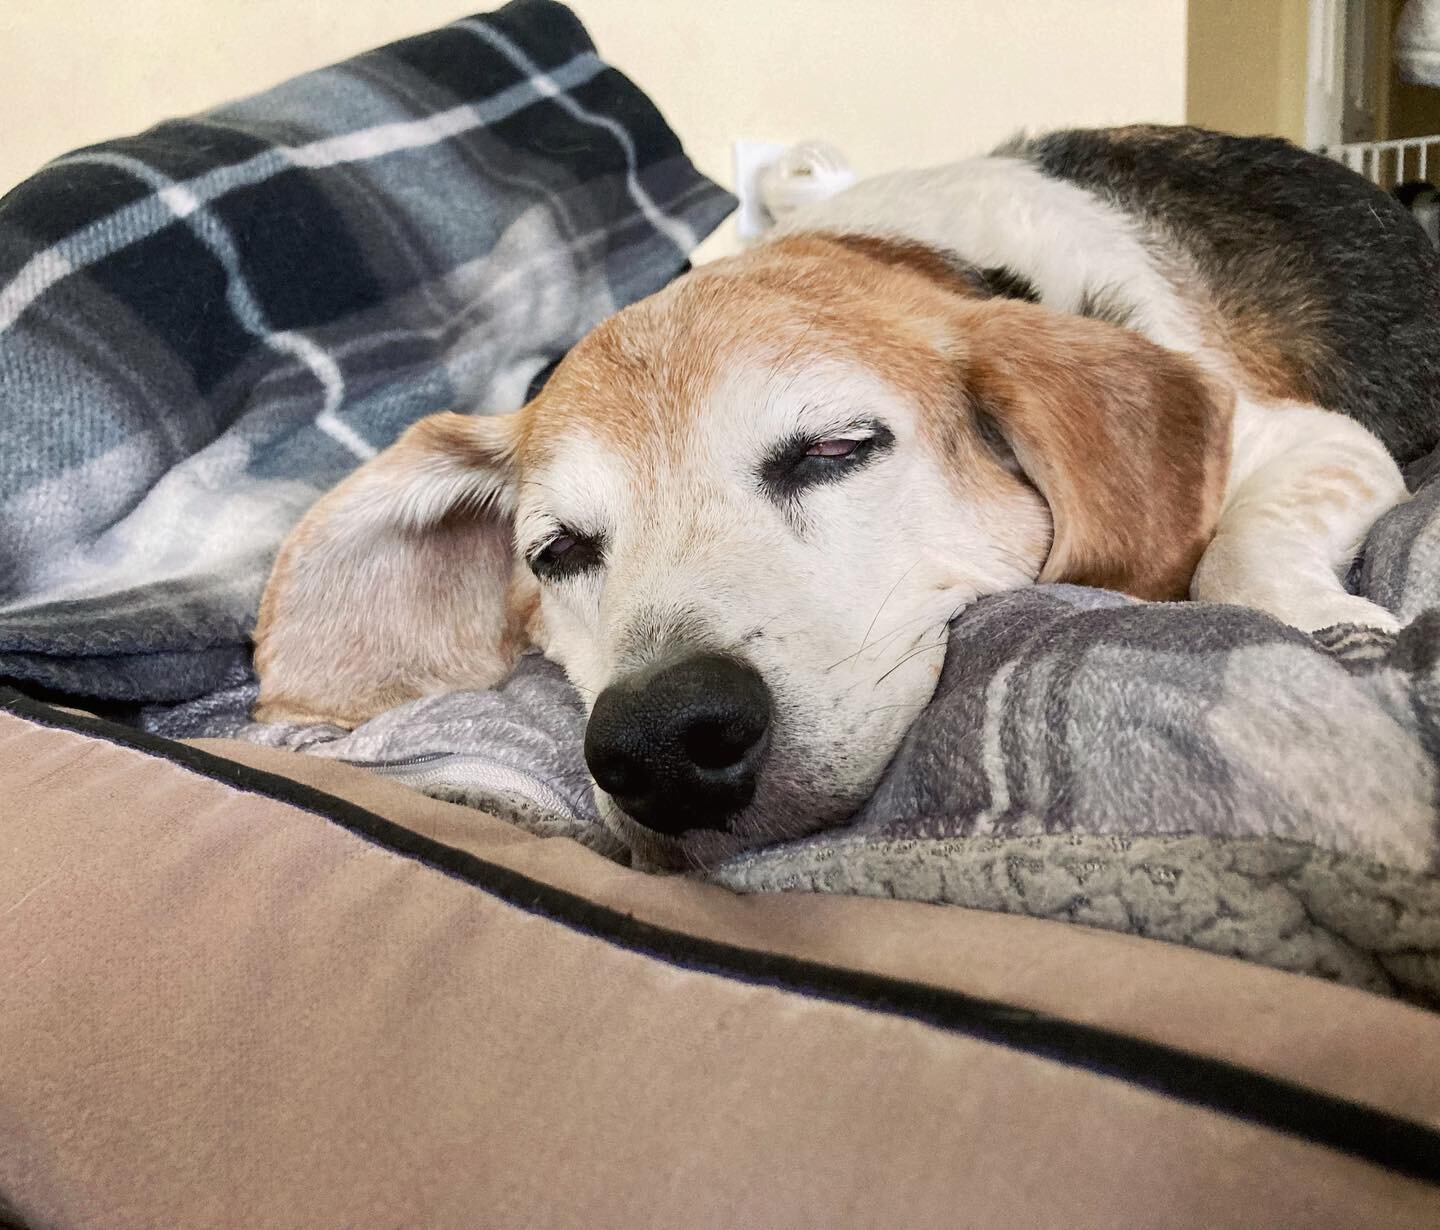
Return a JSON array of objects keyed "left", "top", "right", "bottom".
[{"left": 253, "top": 125, "right": 1440, "bottom": 869}]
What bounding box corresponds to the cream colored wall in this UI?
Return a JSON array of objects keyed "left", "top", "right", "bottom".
[
  {"left": 1, "top": 1, "right": 1190, "bottom": 258},
  {"left": 1185, "top": 0, "right": 1310, "bottom": 143}
]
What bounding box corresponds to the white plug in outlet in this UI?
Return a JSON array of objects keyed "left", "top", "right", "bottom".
[
  {"left": 732, "top": 139, "right": 791, "bottom": 240},
  {"left": 732, "top": 139, "right": 856, "bottom": 241}
]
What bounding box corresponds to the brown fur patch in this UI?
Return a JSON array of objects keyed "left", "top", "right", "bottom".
[
  {"left": 408, "top": 408, "right": 521, "bottom": 469},
  {"left": 813, "top": 232, "right": 990, "bottom": 299},
  {"left": 520, "top": 234, "right": 986, "bottom": 468},
  {"left": 1191, "top": 288, "right": 1320, "bottom": 405},
  {"left": 1014, "top": 125, "right": 1434, "bottom": 451},
  {"left": 955, "top": 299, "right": 1233, "bottom": 599}
]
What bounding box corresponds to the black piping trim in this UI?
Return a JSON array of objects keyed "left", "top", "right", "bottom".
[{"left": 6, "top": 685, "right": 1440, "bottom": 1186}]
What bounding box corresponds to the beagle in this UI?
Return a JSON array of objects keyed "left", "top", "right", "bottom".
[{"left": 252, "top": 125, "right": 1438, "bottom": 869}]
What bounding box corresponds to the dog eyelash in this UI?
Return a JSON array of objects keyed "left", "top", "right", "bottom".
[
  {"left": 528, "top": 528, "right": 604, "bottom": 581},
  {"left": 759, "top": 421, "right": 895, "bottom": 500}
]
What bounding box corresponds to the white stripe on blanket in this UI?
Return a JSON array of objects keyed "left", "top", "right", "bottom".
[
  {"left": 458, "top": 20, "right": 699, "bottom": 256},
  {"left": 65, "top": 153, "right": 373, "bottom": 459}
]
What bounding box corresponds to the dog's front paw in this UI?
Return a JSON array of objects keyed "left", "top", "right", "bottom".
[{"left": 1289, "top": 591, "right": 1401, "bottom": 635}]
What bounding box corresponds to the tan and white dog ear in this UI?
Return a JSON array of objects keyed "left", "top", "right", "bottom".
[
  {"left": 958, "top": 301, "right": 1235, "bottom": 600},
  {"left": 252, "top": 411, "right": 529, "bottom": 728}
]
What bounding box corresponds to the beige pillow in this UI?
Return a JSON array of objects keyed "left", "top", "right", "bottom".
[{"left": 2, "top": 692, "right": 1438, "bottom": 1228}]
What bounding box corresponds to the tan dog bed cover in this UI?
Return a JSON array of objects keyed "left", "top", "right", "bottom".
[{"left": 2, "top": 692, "right": 1439, "bottom": 1228}]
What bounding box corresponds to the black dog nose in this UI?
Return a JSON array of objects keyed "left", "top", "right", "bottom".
[{"left": 584, "top": 654, "right": 771, "bottom": 836}]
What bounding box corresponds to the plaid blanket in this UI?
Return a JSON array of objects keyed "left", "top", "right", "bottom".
[
  {"left": 219, "top": 451, "right": 1440, "bottom": 1004},
  {"left": 0, "top": 0, "right": 733, "bottom": 706}
]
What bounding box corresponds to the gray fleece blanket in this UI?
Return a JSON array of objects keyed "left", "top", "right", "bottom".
[{"left": 160, "top": 450, "right": 1440, "bottom": 1005}]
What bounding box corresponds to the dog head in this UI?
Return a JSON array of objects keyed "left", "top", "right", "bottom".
[{"left": 253, "top": 234, "right": 1231, "bottom": 867}]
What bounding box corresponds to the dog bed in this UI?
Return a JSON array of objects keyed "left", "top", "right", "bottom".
[{"left": 4, "top": 695, "right": 1439, "bottom": 1225}]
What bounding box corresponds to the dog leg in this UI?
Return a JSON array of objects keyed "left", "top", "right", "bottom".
[{"left": 1191, "top": 398, "right": 1408, "bottom": 632}]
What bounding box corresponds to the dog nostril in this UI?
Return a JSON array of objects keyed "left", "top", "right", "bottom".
[
  {"left": 683, "top": 717, "right": 761, "bottom": 770},
  {"left": 589, "top": 751, "right": 647, "bottom": 798}
]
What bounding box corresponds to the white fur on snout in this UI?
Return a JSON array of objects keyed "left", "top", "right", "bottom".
[{"left": 517, "top": 356, "right": 1050, "bottom": 865}]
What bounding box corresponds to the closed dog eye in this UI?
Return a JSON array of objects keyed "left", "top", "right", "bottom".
[
  {"left": 759, "top": 420, "right": 895, "bottom": 500},
  {"left": 528, "top": 529, "right": 605, "bottom": 581}
]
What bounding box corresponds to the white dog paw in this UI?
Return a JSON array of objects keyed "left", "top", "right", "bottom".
[{"left": 1288, "top": 592, "right": 1401, "bottom": 635}]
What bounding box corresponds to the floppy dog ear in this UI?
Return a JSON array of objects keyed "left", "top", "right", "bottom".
[
  {"left": 253, "top": 412, "right": 531, "bottom": 727},
  {"left": 957, "top": 300, "right": 1234, "bottom": 600}
]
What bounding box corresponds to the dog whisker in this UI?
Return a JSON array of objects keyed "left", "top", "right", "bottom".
[
  {"left": 836, "top": 556, "right": 925, "bottom": 671},
  {"left": 826, "top": 608, "right": 938, "bottom": 671},
  {"left": 872, "top": 629, "right": 949, "bottom": 687}
]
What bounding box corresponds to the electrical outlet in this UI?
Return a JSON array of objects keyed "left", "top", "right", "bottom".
[{"left": 732, "top": 139, "right": 790, "bottom": 240}]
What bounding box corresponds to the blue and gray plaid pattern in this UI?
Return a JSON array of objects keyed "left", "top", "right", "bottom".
[{"left": 0, "top": 0, "right": 734, "bottom": 706}]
